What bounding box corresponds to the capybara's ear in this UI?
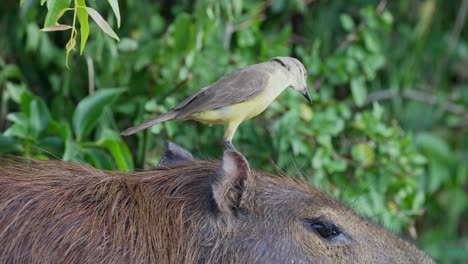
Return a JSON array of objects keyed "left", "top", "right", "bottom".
[
  {"left": 212, "top": 150, "right": 254, "bottom": 216},
  {"left": 158, "top": 141, "right": 194, "bottom": 167}
]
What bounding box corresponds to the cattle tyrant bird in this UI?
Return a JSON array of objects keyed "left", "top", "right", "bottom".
[{"left": 121, "top": 56, "right": 311, "bottom": 150}]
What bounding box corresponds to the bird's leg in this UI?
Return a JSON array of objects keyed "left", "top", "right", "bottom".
[
  {"left": 223, "top": 121, "right": 241, "bottom": 151},
  {"left": 224, "top": 141, "right": 237, "bottom": 151}
]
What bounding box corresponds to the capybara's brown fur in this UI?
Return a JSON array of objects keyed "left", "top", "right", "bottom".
[{"left": 0, "top": 146, "right": 434, "bottom": 263}]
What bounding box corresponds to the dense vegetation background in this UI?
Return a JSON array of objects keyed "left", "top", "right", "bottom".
[{"left": 1, "top": 0, "right": 467, "bottom": 262}]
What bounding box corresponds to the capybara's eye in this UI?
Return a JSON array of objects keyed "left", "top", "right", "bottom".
[{"left": 303, "top": 219, "right": 341, "bottom": 240}]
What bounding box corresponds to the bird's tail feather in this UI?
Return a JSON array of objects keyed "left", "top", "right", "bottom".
[{"left": 120, "top": 112, "right": 177, "bottom": 136}]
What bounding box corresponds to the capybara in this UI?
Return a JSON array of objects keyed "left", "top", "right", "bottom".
[{"left": 0, "top": 142, "right": 434, "bottom": 263}]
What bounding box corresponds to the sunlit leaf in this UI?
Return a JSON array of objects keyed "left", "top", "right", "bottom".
[
  {"left": 352, "top": 142, "right": 375, "bottom": 168},
  {"left": 44, "top": 0, "right": 71, "bottom": 27},
  {"left": 76, "top": 0, "right": 89, "bottom": 54},
  {"left": 55, "top": 7, "right": 72, "bottom": 23},
  {"left": 86, "top": 7, "right": 120, "bottom": 41},
  {"left": 97, "top": 129, "right": 134, "bottom": 171}
]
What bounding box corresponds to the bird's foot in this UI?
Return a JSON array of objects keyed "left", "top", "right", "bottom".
[{"left": 224, "top": 141, "right": 237, "bottom": 151}]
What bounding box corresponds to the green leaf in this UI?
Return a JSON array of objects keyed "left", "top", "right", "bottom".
[
  {"left": 381, "top": 11, "right": 394, "bottom": 25},
  {"left": 328, "top": 159, "right": 347, "bottom": 173},
  {"left": 372, "top": 102, "right": 384, "bottom": 119},
  {"left": 44, "top": 0, "right": 71, "bottom": 27},
  {"left": 271, "top": 0, "right": 286, "bottom": 13},
  {"left": 97, "top": 130, "right": 134, "bottom": 171},
  {"left": 0, "top": 135, "right": 22, "bottom": 153},
  {"left": 24, "top": 24, "right": 42, "bottom": 53},
  {"left": 168, "top": 13, "right": 194, "bottom": 52},
  {"left": 86, "top": 7, "right": 120, "bottom": 41},
  {"left": 415, "top": 133, "right": 451, "bottom": 162},
  {"left": 427, "top": 160, "right": 450, "bottom": 193},
  {"left": 352, "top": 142, "right": 375, "bottom": 168},
  {"left": 72, "top": 88, "right": 124, "bottom": 140},
  {"left": 82, "top": 147, "right": 115, "bottom": 169},
  {"left": 20, "top": 90, "right": 34, "bottom": 117},
  {"left": 5, "top": 82, "right": 27, "bottom": 103},
  {"left": 365, "top": 54, "right": 386, "bottom": 71},
  {"left": 37, "top": 136, "right": 65, "bottom": 157},
  {"left": 50, "top": 120, "right": 72, "bottom": 141},
  {"left": 117, "top": 38, "right": 138, "bottom": 52},
  {"left": 107, "top": 0, "right": 121, "bottom": 28},
  {"left": 40, "top": 24, "right": 72, "bottom": 32},
  {"left": 77, "top": 0, "right": 89, "bottom": 54},
  {"left": 29, "top": 98, "right": 51, "bottom": 138},
  {"left": 362, "top": 30, "right": 380, "bottom": 53},
  {"left": 238, "top": 29, "right": 255, "bottom": 47},
  {"left": 20, "top": 0, "right": 25, "bottom": 7},
  {"left": 59, "top": 122, "right": 78, "bottom": 161},
  {"left": 340, "top": 14, "right": 355, "bottom": 32},
  {"left": 1, "top": 65, "right": 22, "bottom": 80},
  {"left": 351, "top": 77, "right": 367, "bottom": 107},
  {"left": 62, "top": 138, "right": 80, "bottom": 161},
  {"left": 6, "top": 112, "right": 28, "bottom": 127},
  {"left": 4, "top": 123, "right": 31, "bottom": 140}
]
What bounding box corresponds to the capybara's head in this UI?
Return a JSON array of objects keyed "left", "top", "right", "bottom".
[{"left": 0, "top": 142, "right": 434, "bottom": 263}]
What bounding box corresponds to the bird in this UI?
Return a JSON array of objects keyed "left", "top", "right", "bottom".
[{"left": 121, "top": 56, "right": 311, "bottom": 150}]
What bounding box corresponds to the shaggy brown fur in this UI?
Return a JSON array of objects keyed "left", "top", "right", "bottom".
[
  {"left": 0, "top": 155, "right": 434, "bottom": 263},
  {"left": 0, "top": 158, "right": 221, "bottom": 263}
]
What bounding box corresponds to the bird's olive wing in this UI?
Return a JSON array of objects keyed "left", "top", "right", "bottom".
[{"left": 174, "top": 68, "right": 271, "bottom": 119}]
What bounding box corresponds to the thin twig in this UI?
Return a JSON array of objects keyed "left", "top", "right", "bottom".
[
  {"left": 376, "top": 0, "right": 387, "bottom": 14},
  {"left": 86, "top": 56, "right": 94, "bottom": 95},
  {"left": 362, "top": 88, "right": 468, "bottom": 119},
  {"left": 431, "top": 0, "right": 468, "bottom": 91},
  {"left": 416, "top": 0, "right": 468, "bottom": 129}
]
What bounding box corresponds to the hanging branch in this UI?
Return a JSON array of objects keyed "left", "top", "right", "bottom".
[{"left": 362, "top": 88, "right": 468, "bottom": 123}]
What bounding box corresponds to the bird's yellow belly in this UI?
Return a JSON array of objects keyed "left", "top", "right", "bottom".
[{"left": 191, "top": 95, "right": 274, "bottom": 125}]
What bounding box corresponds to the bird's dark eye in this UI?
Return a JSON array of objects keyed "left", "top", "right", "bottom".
[{"left": 303, "top": 219, "right": 341, "bottom": 240}]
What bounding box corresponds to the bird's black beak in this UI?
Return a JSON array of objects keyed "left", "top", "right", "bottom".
[{"left": 303, "top": 89, "right": 312, "bottom": 104}]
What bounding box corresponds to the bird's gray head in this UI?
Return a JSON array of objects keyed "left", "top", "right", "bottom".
[{"left": 272, "top": 56, "right": 311, "bottom": 103}]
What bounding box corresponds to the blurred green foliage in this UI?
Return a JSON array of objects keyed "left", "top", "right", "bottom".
[{"left": 1, "top": 0, "right": 467, "bottom": 262}]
